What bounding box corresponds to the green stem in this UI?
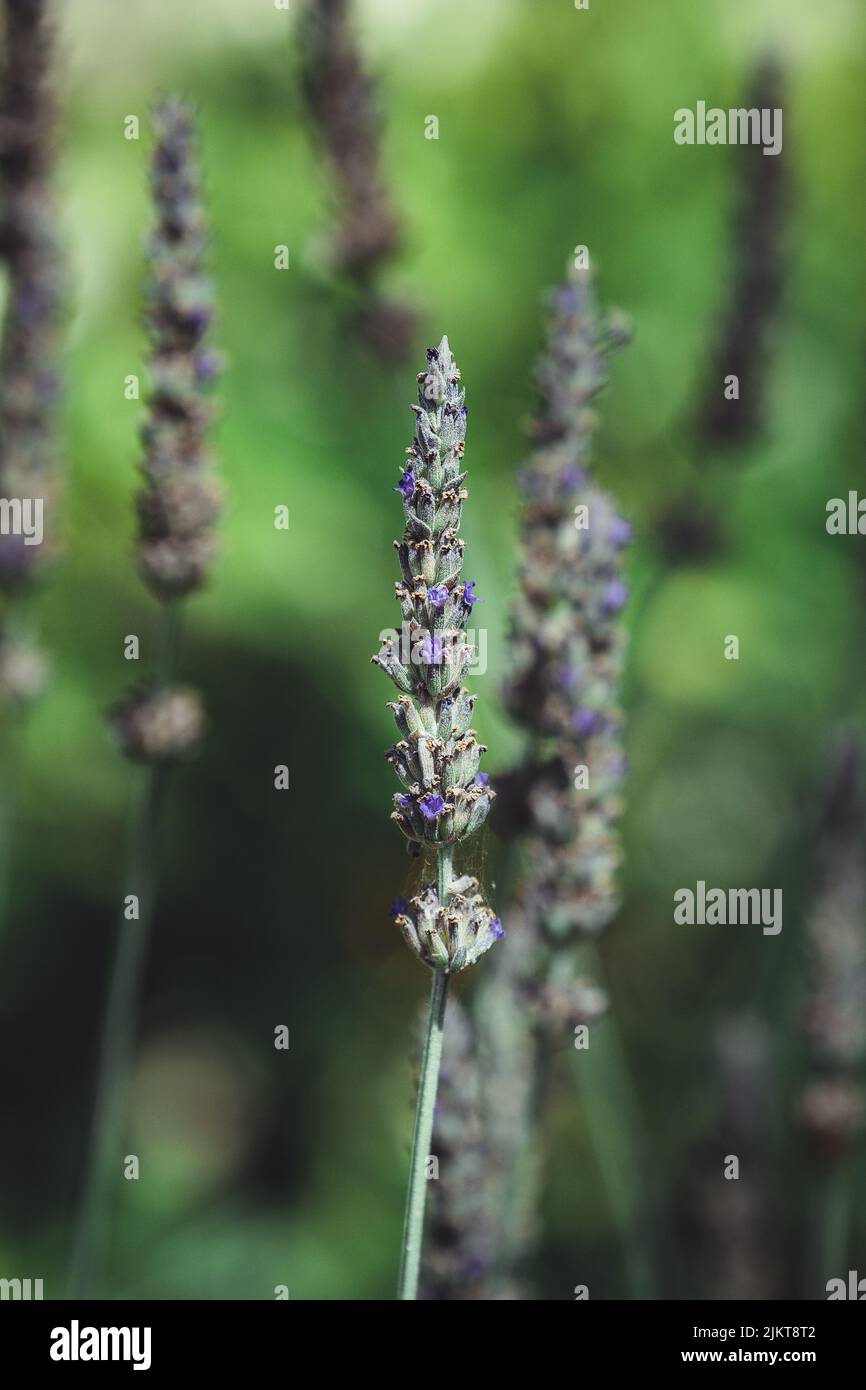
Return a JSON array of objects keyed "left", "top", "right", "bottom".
[
  {"left": 0, "top": 601, "right": 39, "bottom": 941},
  {"left": 0, "top": 707, "right": 24, "bottom": 939},
  {"left": 67, "top": 602, "right": 182, "bottom": 1298},
  {"left": 397, "top": 955, "right": 451, "bottom": 1300},
  {"left": 496, "top": 1025, "right": 549, "bottom": 1272},
  {"left": 809, "top": 1163, "right": 849, "bottom": 1295},
  {"left": 572, "top": 940, "right": 657, "bottom": 1299}
]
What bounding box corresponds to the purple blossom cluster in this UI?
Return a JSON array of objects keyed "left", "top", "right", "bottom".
[
  {"left": 373, "top": 338, "right": 495, "bottom": 853},
  {"left": 394, "top": 875, "right": 503, "bottom": 973},
  {"left": 504, "top": 264, "right": 631, "bottom": 939}
]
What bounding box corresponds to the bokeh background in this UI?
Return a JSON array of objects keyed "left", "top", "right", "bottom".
[{"left": 1, "top": 0, "right": 865, "bottom": 1299}]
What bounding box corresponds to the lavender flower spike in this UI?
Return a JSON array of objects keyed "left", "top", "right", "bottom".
[
  {"left": 505, "top": 262, "right": 630, "bottom": 941},
  {"left": 374, "top": 337, "right": 501, "bottom": 1302},
  {"left": 136, "top": 98, "right": 222, "bottom": 602},
  {"left": 69, "top": 101, "right": 221, "bottom": 1299},
  {"left": 374, "top": 336, "right": 497, "bottom": 886},
  {"left": 299, "top": 0, "right": 415, "bottom": 360},
  {"left": 0, "top": 0, "right": 63, "bottom": 695},
  {"left": 467, "top": 260, "right": 636, "bottom": 1300}
]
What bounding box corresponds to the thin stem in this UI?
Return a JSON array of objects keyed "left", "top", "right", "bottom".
[
  {"left": 571, "top": 940, "right": 657, "bottom": 1299},
  {"left": 495, "top": 949, "right": 576, "bottom": 1277},
  {"left": 67, "top": 602, "right": 182, "bottom": 1298},
  {"left": 0, "top": 601, "right": 39, "bottom": 941},
  {"left": 809, "top": 1164, "right": 849, "bottom": 1295},
  {"left": 0, "top": 706, "right": 24, "bottom": 939},
  {"left": 496, "top": 1026, "right": 549, "bottom": 1273},
  {"left": 397, "top": 963, "right": 450, "bottom": 1301}
]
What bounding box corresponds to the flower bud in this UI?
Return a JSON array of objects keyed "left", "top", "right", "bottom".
[
  {"left": 394, "top": 878, "right": 504, "bottom": 973},
  {"left": 110, "top": 686, "right": 204, "bottom": 764}
]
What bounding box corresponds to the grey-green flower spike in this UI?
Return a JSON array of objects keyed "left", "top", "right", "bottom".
[{"left": 373, "top": 337, "right": 496, "bottom": 867}]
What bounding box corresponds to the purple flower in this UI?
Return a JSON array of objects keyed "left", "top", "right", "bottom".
[
  {"left": 419, "top": 793, "right": 445, "bottom": 820},
  {"left": 391, "top": 897, "right": 409, "bottom": 917},
  {"left": 473, "top": 772, "right": 490, "bottom": 788},
  {"left": 183, "top": 305, "right": 212, "bottom": 335},
  {"left": 419, "top": 635, "right": 444, "bottom": 664},
  {"left": 427, "top": 585, "right": 448, "bottom": 609},
  {"left": 517, "top": 468, "right": 536, "bottom": 496},
  {"left": 560, "top": 465, "right": 583, "bottom": 491},
  {"left": 397, "top": 793, "right": 413, "bottom": 808},
  {"left": 609, "top": 516, "right": 632, "bottom": 547},
  {"left": 491, "top": 917, "right": 505, "bottom": 940},
  {"left": 195, "top": 349, "right": 221, "bottom": 381},
  {"left": 602, "top": 579, "right": 629, "bottom": 614},
  {"left": 462, "top": 580, "right": 481, "bottom": 608},
  {"left": 574, "top": 708, "right": 602, "bottom": 737},
  {"left": 554, "top": 285, "right": 579, "bottom": 315},
  {"left": 394, "top": 469, "right": 416, "bottom": 499},
  {"left": 0, "top": 535, "right": 41, "bottom": 580}
]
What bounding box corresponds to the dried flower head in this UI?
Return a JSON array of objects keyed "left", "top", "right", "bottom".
[
  {"left": 109, "top": 686, "right": 204, "bottom": 765},
  {"left": 524, "top": 970, "right": 608, "bottom": 1040},
  {"left": 136, "top": 98, "right": 222, "bottom": 601},
  {"left": 395, "top": 875, "right": 503, "bottom": 974},
  {"left": 0, "top": 634, "right": 48, "bottom": 704}
]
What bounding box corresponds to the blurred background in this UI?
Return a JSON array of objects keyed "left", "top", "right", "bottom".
[{"left": 1, "top": 0, "right": 865, "bottom": 1299}]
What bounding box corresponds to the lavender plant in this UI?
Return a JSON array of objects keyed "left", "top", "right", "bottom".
[
  {"left": 68, "top": 98, "right": 220, "bottom": 1298},
  {"left": 657, "top": 57, "right": 787, "bottom": 564},
  {"left": 0, "top": 0, "right": 61, "bottom": 924},
  {"left": 472, "top": 261, "right": 649, "bottom": 1296},
  {"left": 299, "top": 0, "right": 415, "bottom": 361},
  {"left": 372, "top": 335, "right": 501, "bottom": 1300},
  {"left": 799, "top": 740, "right": 866, "bottom": 1290},
  {"left": 0, "top": 0, "right": 61, "bottom": 606},
  {"left": 694, "top": 57, "right": 787, "bottom": 451}
]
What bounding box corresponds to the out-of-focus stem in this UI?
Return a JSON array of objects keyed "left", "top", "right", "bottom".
[
  {"left": 67, "top": 603, "right": 181, "bottom": 1298},
  {"left": 572, "top": 943, "right": 656, "bottom": 1300},
  {"left": 0, "top": 707, "right": 23, "bottom": 933},
  {"left": 811, "top": 1167, "right": 849, "bottom": 1292}
]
